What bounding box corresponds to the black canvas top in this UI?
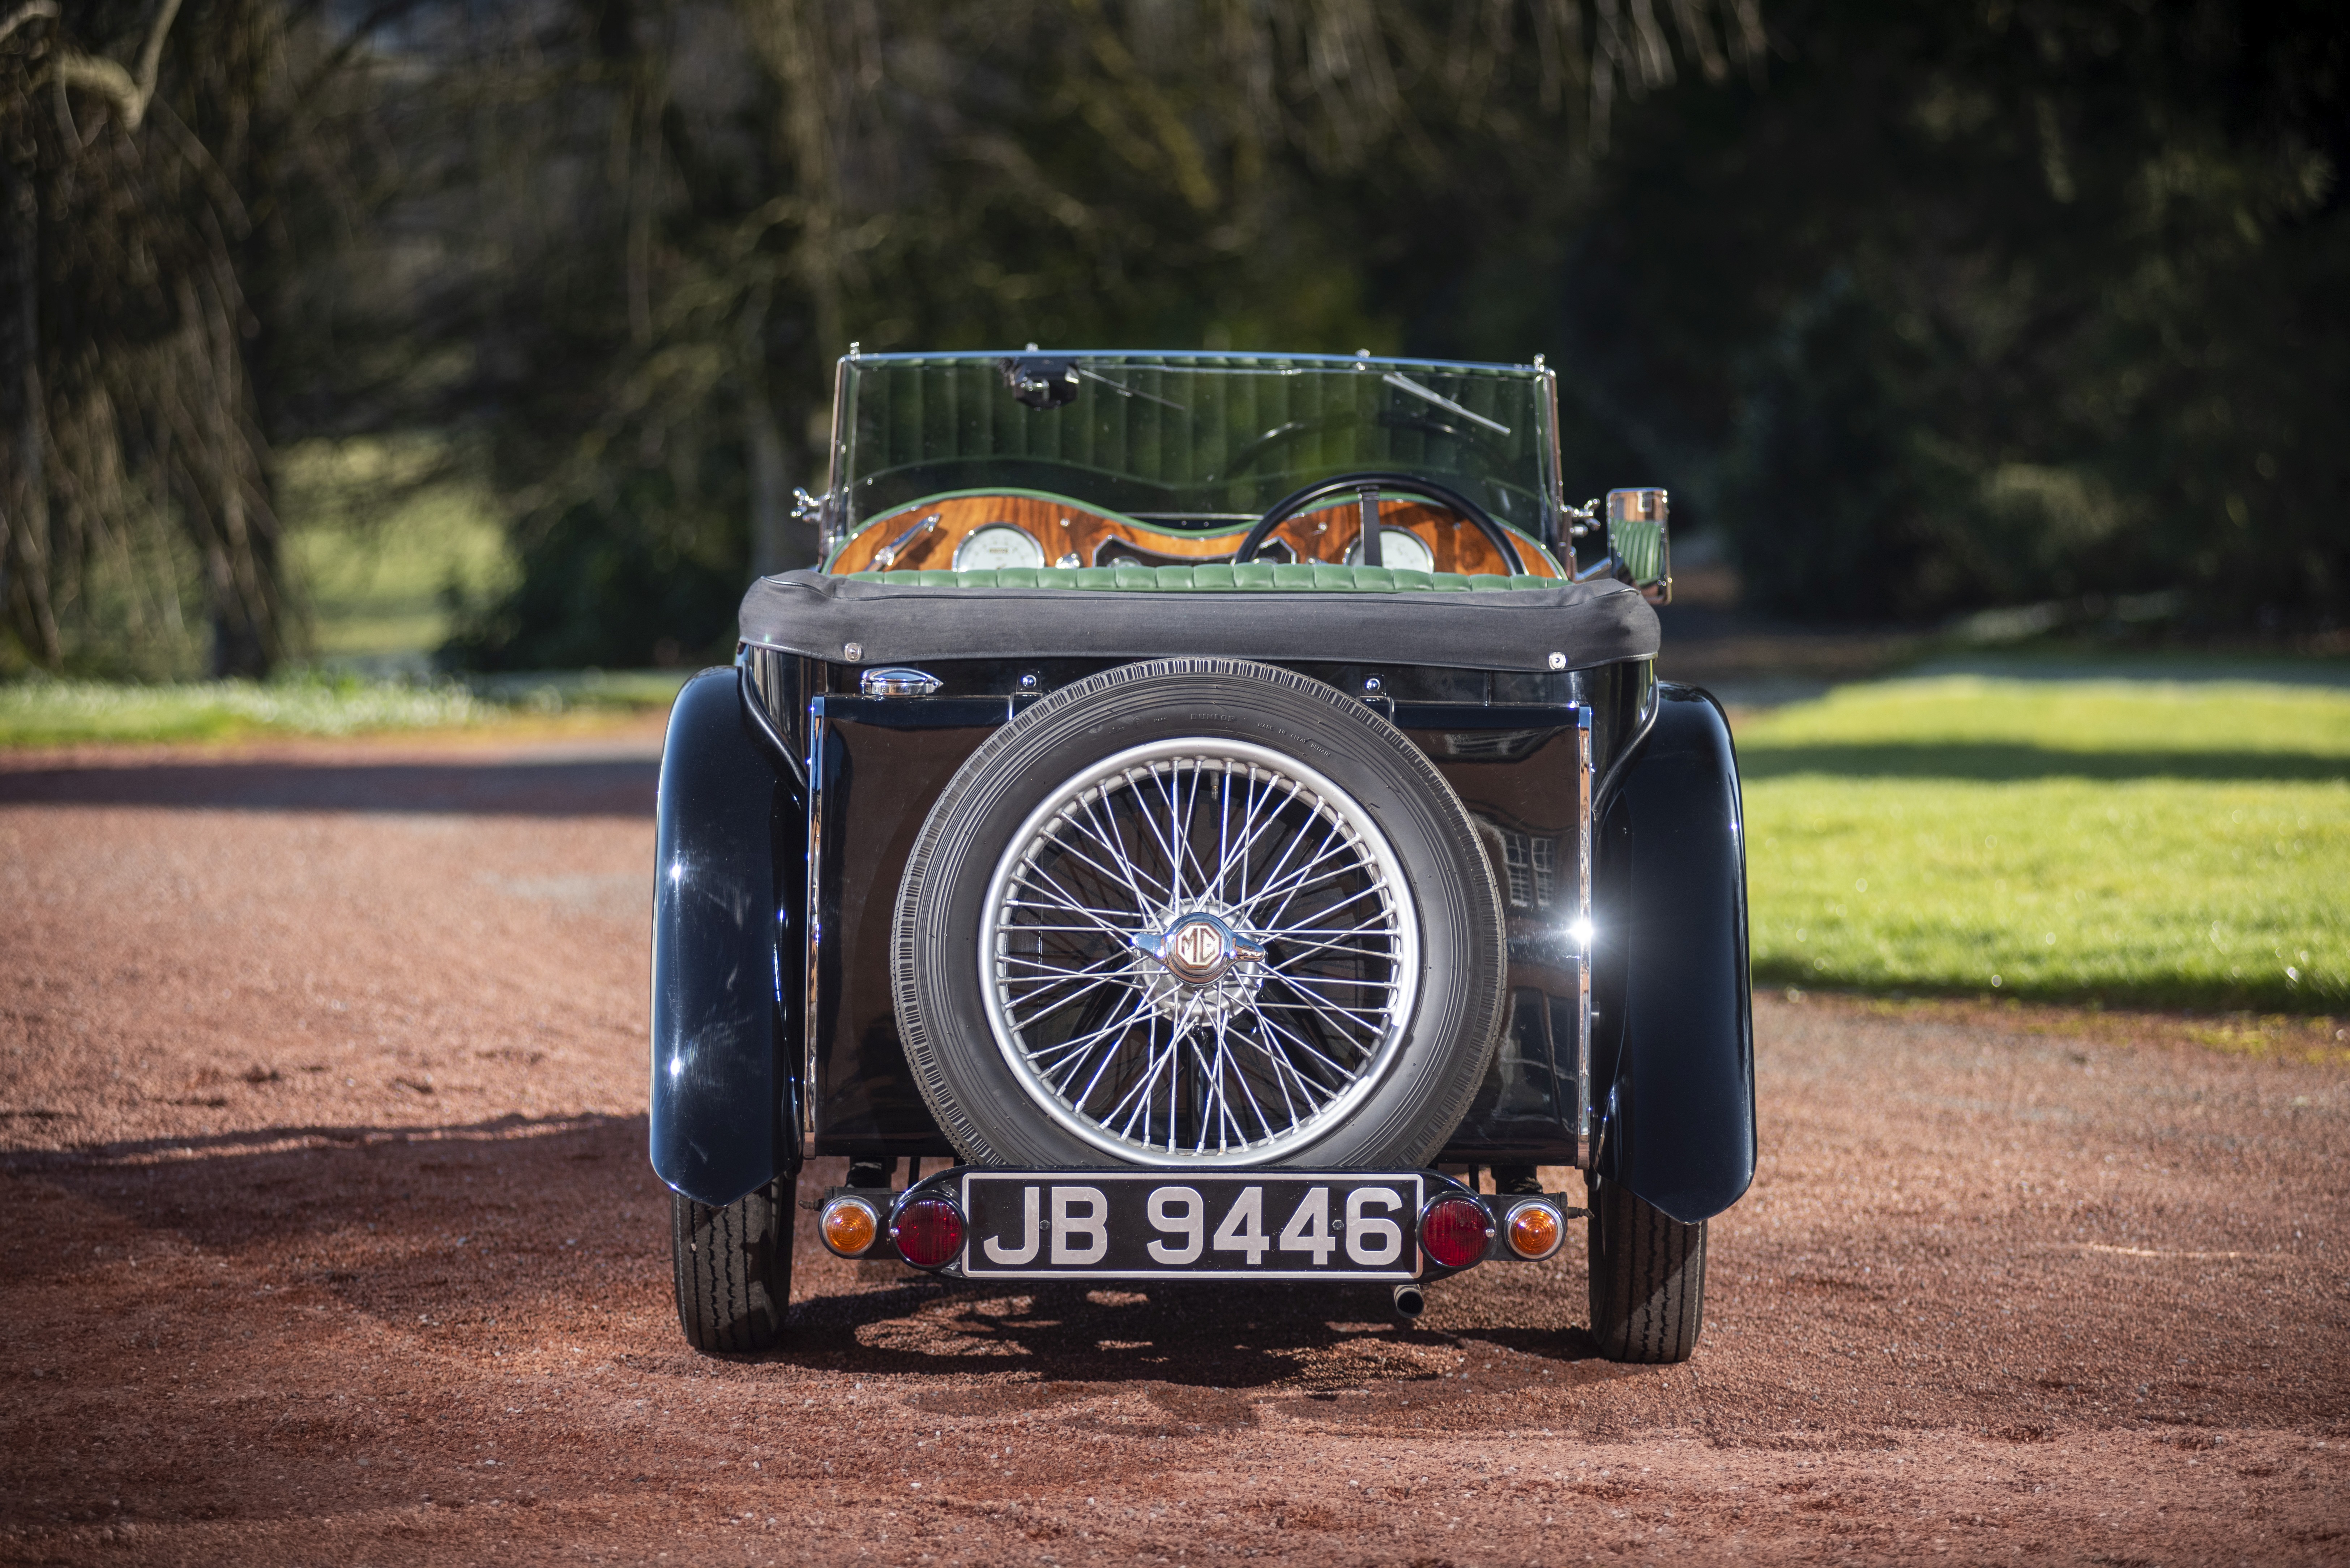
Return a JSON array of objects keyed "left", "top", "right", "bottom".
[{"left": 738, "top": 568, "right": 1659, "bottom": 673}]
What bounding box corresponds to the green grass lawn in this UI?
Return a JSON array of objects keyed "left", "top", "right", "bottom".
[
  {"left": 0, "top": 677, "right": 497, "bottom": 745},
  {"left": 0, "top": 671, "right": 689, "bottom": 747},
  {"left": 1737, "top": 674, "right": 2350, "bottom": 1015}
]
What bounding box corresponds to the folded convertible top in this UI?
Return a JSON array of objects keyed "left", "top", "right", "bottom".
[{"left": 738, "top": 566, "right": 1658, "bottom": 673}]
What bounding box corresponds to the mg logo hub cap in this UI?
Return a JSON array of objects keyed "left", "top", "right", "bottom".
[
  {"left": 1165, "top": 915, "right": 1235, "bottom": 982},
  {"left": 1127, "top": 902, "right": 1269, "bottom": 1021}
]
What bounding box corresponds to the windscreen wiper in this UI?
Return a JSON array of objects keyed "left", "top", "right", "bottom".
[
  {"left": 1382, "top": 371, "right": 1510, "bottom": 436},
  {"left": 1076, "top": 366, "right": 1186, "bottom": 410},
  {"left": 999, "top": 352, "right": 1188, "bottom": 412}
]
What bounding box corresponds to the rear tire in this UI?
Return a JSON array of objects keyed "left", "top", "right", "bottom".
[
  {"left": 1587, "top": 1172, "right": 1706, "bottom": 1363},
  {"left": 672, "top": 1178, "right": 793, "bottom": 1353}
]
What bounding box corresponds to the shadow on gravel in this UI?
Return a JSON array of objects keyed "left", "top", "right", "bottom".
[
  {"left": 8, "top": 1123, "right": 1606, "bottom": 1395},
  {"left": 0, "top": 1111, "right": 639, "bottom": 1173},
  {"left": 776, "top": 1276, "right": 1610, "bottom": 1389},
  {"left": 0, "top": 758, "right": 656, "bottom": 815},
  {"left": 3, "top": 1112, "right": 653, "bottom": 1286}
]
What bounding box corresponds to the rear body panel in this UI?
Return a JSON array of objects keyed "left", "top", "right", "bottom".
[
  {"left": 752, "top": 649, "right": 1654, "bottom": 1168},
  {"left": 657, "top": 655, "right": 1753, "bottom": 1224}
]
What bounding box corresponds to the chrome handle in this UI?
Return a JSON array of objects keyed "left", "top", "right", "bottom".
[
  {"left": 859, "top": 667, "right": 944, "bottom": 699},
  {"left": 872, "top": 513, "right": 942, "bottom": 570}
]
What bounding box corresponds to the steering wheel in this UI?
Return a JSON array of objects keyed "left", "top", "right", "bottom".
[{"left": 1232, "top": 470, "right": 1525, "bottom": 575}]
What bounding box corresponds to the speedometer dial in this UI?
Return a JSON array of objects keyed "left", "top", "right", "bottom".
[
  {"left": 1348, "top": 527, "right": 1436, "bottom": 574},
  {"left": 953, "top": 523, "right": 1046, "bottom": 572}
]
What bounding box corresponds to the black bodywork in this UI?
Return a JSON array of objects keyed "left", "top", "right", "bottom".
[
  {"left": 650, "top": 647, "right": 1755, "bottom": 1224},
  {"left": 649, "top": 669, "right": 801, "bottom": 1203}
]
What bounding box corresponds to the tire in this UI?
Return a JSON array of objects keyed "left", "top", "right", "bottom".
[
  {"left": 1587, "top": 1171, "right": 1706, "bottom": 1363},
  {"left": 894, "top": 656, "right": 1507, "bottom": 1169},
  {"left": 671, "top": 1178, "right": 792, "bottom": 1353}
]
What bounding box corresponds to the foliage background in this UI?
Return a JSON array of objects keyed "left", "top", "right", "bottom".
[{"left": 1, "top": 0, "right": 2342, "bottom": 674}]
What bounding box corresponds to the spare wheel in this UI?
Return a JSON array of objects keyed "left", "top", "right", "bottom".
[{"left": 892, "top": 656, "right": 1507, "bottom": 1169}]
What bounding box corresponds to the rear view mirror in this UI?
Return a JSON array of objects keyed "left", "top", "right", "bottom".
[{"left": 1607, "top": 488, "right": 1670, "bottom": 604}]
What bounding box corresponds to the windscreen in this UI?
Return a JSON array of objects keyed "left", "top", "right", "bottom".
[{"left": 834, "top": 353, "right": 1558, "bottom": 540}]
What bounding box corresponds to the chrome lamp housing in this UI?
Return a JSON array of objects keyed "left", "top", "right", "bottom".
[{"left": 1606, "top": 487, "right": 1671, "bottom": 605}]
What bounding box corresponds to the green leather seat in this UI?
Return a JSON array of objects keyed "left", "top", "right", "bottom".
[{"left": 844, "top": 564, "right": 1560, "bottom": 592}]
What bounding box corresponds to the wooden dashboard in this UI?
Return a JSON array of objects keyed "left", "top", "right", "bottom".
[{"left": 827, "top": 492, "right": 1564, "bottom": 578}]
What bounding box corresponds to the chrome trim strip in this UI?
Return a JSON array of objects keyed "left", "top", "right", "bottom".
[
  {"left": 1576, "top": 703, "right": 1594, "bottom": 1168},
  {"left": 738, "top": 660, "right": 807, "bottom": 787},
  {"left": 801, "top": 693, "right": 829, "bottom": 1146},
  {"left": 821, "top": 351, "right": 854, "bottom": 557},
  {"left": 1539, "top": 361, "right": 1565, "bottom": 549},
  {"left": 1592, "top": 664, "right": 1661, "bottom": 817}
]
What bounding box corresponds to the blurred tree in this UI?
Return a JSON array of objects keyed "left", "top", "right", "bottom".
[
  {"left": 435, "top": 0, "right": 1762, "bottom": 667},
  {"left": 11, "top": 0, "right": 2332, "bottom": 675},
  {"left": 0, "top": 0, "right": 428, "bottom": 677},
  {"left": 1412, "top": 0, "right": 2347, "bottom": 628},
  {"left": 3, "top": 0, "right": 276, "bottom": 674}
]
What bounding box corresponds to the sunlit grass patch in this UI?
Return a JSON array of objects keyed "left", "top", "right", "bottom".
[
  {"left": 0, "top": 670, "right": 688, "bottom": 747},
  {"left": 0, "top": 676, "right": 497, "bottom": 746},
  {"left": 1740, "top": 673, "right": 2350, "bottom": 776},
  {"left": 1737, "top": 676, "right": 2350, "bottom": 1014}
]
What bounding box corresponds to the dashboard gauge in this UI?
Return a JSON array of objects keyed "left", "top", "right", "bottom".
[
  {"left": 1348, "top": 526, "right": 1436, "bottom": 574},
  {"left": 953, "top": 523, "right": 1046, "bottom": 572}
]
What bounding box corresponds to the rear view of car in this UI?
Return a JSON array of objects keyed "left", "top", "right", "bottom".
[{"left": 654, "top": 351, "right": 1751, "bottom": 1363}]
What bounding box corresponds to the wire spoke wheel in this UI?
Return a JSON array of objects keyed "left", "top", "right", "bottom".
[
  {"left": 896, "top": 658, "right": 1503, "bottom": 1173},
  {"left": 982, "top": 738, "right": 1419, "bottom": 1164}
]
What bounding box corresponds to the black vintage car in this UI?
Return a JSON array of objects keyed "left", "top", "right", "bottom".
[{"left": 652, "top": 350, "right": 1752, "bottom": 1364}]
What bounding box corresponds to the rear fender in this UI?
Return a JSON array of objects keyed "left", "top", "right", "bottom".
[
  {"left": 650, "top": 667, "right": 805, "bottom": 1206},
  {"left": 1591, "top": 682, "right": 1755, "bottom": 1221}
]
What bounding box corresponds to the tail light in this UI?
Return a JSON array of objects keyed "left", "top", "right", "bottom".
[
  {"left": 890, "top": 1196, "right": 966, "bottom": 1269},
  {"left": 820, "top": 1195, "right": 882, "bottom": 1258},
  {"left": 1503, "top": 1200, "right": 1563, "bottom": 1260},
  {"left": 1419, "top": 1195, "right": 1493, "bottom": 1270}
]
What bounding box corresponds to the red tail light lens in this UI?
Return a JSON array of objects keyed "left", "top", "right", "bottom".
[
  {"left": 890, "top": 1197, "right": 966, "bottom": 1269},
  {"left": 1419, "top": 1196, "right": 1493, "bottom": 1270}
]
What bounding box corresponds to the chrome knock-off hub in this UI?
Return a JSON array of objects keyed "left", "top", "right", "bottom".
[{"left": 1130, "top": 905, "right": 1267, "bottom": 1021}]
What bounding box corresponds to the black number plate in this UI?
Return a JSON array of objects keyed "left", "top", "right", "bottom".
[{"left": 958, "top": 1172, "right": 1425, "bottom": 1281}]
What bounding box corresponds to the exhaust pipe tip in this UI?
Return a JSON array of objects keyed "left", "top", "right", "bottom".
[{"left": 1391, "top": 1283, "right": 1426, "bottom": 1319}]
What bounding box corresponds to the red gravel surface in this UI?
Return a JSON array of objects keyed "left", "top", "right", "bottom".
[{"left": 3, "top": 728, "right": 2346, "bottom": 1566}]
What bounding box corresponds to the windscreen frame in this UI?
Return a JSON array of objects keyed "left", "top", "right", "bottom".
[{"left": 821, "top": 351, "right": 1564, "bottom": 557}]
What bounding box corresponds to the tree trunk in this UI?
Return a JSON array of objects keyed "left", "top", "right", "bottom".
[{"left": 0, "top": 154, "right": 59, "bottom": 668}]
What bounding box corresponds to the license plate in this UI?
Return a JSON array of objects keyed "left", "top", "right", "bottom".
[{"left": 958, "top": 1171, "right": 1425, "bottom": 1281}]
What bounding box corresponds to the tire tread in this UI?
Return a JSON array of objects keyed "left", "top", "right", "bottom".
[
  {"left": 671, "top": 1179, "right": 791, "bottom": 1354},
  {"left": 1588, "top": 1173, "right": 1706, "bottom": 1363}
]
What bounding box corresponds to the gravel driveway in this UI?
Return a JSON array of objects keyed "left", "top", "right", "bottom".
[{"left": 3, "top": 728, "right": 2344, "bottom": 1565}]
